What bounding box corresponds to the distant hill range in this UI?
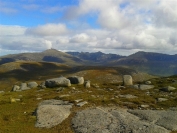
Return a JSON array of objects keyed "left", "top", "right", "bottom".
[{"left": 0, "top": 49, "right": 177, "bottom": 76}]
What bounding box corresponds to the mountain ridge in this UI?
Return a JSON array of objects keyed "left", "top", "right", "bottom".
[{"left": 0, "top": 49, "right": 177, "bottom": 76}]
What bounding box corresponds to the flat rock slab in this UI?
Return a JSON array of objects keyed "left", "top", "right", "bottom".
[
  {"left": 72, "top": 107, "right": 177, "bottom": 133},
  {"left": 35, "top": 99, "right": 73, "bottom": 128}
]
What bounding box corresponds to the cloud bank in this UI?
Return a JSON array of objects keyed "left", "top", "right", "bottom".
[{"left": 0, "top": 0, "right": 177, "bottom": 55}]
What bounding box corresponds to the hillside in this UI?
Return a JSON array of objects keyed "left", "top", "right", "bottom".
[
  {"left": 0, "top": 49, "right": 84, "bottom": 66},
  {"left": 109, "top": 51, "right": 177, "bottom": 76},
  {"left": 0, "top": 49, "right": 177, "bottom": 76},
  {"left": 67, "top": 51, "right": 124, "bottom": 63}
]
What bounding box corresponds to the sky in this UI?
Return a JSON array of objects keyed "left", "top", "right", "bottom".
[{"left": 0, "top": 0, "right": 177, "bottom": 56}]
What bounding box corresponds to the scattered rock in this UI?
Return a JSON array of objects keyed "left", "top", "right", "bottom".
[
  {"left": 35, "top": 99, "right": 73, "bottom": 128},
  {"left": 0, "top": 91, "right": 5, "bottom": 93},
  {"left": 76, "top": 101, "right": 88, "bottom": 107},
  {"left": 119, "top": 94, "right": 137, "bottom": 99},
  {"left": 20, "top": 83, "right": 30, "bottom": 90},
  {"left": 123, "top": 75, "right": 133, "bottom": 86},
  {"left": 12, "top": 85, "right": 20, "bottom": 91},
  {"left": 59, "top": 94, "right": 70, "bottom": 98},
  {"left": 117, "top": 85, "right": 126, "bottom": 89},
  {"left": 161, "top": 86, "right": 176, "bottom": 92},
  {"left": 27, "top": 82, "right": 38, "bottom": 88},
  {"left": 139, "top": 84, "right": 154, "bottom": 90},
  {"left": 39, "top": 82, "right": 46, "bottom": 89},
  {"left": 130, "top": 84, "right": 139, "bottom": 89},
  {"left": 84, "top": 81, "right": 90, "bottom": 88},
  {"left": 145, "top": 81, "right": 152, "bottom": 85},
  {"left": 157, "top": 98, "right": 168, "bottom": 102},
  {"left": 36, "top": 98, "right": 42, "bottom": 100},
  {"left": 75, "top": 99, "right": 83, "bottom": 103},
  {"left": 45, "top": 77, "right": 71, "bottom": 88},
  {"left": 140, "top": 105, "right": 150, "bottom": 108},
  {"left": 68, "top": 76, "right": 84, "bottom": 85}
]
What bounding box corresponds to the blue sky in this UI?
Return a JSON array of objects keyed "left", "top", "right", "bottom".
[{"left": 0, "top": 0, "right": 177, "bottom": 56}]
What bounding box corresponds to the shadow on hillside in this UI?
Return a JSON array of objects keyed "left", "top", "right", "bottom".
[
  {"left": 68, "top": 66, "right": 138, "bottom": 75},
  {"left": 0, "top": 62, "right": 70, "bottom": 82}
]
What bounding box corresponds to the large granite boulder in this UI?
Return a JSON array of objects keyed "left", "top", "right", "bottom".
[
  {"left": 45, "top": 77, "right": 71, "bottom": 87},
  {"left": 68, "top": 76, "right": 84, "bottom": 85},
  {"left": 12, "top": 85, "right": 20, "bottom": 91},
  {"left": 161, "top": 86, "right": 176, "bottom": 92},
  {"left": 20, "top": 83, "right": 30, "bottom": 90},
  {"left": 27, "top": 82, "right": 38, "bottom": 88},
  {"left": 35, "top": 99, "right": 73, "bottom": 128},
  {"left": 123, "top": 75, "right": 133, "bottom": 86}
]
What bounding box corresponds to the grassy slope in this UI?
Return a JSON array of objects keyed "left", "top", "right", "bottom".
[{"left": 0, "top": 61, "right": 176, "bottom": 133}]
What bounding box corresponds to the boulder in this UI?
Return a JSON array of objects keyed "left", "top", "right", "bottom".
[
  {"left": 123, "top": 75, "right": 133, "bottom": 86},
  {"left": 84, "top": 81, "right": 90, "bottom": 88},
  {"left": 139, "top": 84, "right": 154, "bottom": 90},
  {"left": 20, "top": 83, "right": 30, "bottom": 90},
  {"left": 68, "top": 76, "right": 84, "bottom": 85},
  {"left": 27, "top": 82, "right": 38, "bottom": 88},
  {"left": 161, "top": 86, "right": 176, "bottom": 92},
  {"left": 12, "top": 85, "right": 20, "bottom": 91},
  {"left": 145, "top": 81, "right": 152, "bottom": 85},
  {"left": 35, "top": 99, "right": 73, "bottom": 128},
  {"left": 45, "top": 77, "right": 71, "bottom": 88}
]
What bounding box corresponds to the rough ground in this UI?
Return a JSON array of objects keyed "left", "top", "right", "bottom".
[{"left": 72, "top": 107, "right": 177, "bottom": 133}]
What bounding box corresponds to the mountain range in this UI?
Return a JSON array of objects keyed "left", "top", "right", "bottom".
[{"left": 0, "top": 49, "right": 177, "bottom": 76}]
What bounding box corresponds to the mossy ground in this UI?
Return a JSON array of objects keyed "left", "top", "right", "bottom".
[{"left": 0, "top": 61, "right": 177, "bottom": 133}]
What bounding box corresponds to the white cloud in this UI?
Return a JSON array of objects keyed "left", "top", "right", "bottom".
[
  {"left": 0, "top": 25, "right": 26, "bottom": 35},
  {"left": 70, "top": 33, "right": 94, "bottom": 43},
  {"left": 26, "top": 23, "right": 68, "bottom": 36},
  {"left": 1, "top": 0, "right": 177, "bottom": 56}
]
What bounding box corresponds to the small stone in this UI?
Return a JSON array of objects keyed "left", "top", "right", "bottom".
[
  {"left": 0, "top": 91, "right": 4, "bottom": 93},
  {"left": 157, "top": 98, "right": 168, "bottom": 102},
  {"left": 59, "top": 94, "right": 70, "bottom": 98},
  {"left": 75, "top": 99, "right": 83, "bottom": 103},
  {"left": 140, "top": 105, "right": 149, "bottom": 108},
  {"left": 145, "top": 81, "right": 151, "bottom": 85},
  {"left": 77, "top": 101, "right": 88, "bottom": 107},
  {"left": 37, "top": 98, "right": 42, "bottom": 100}
]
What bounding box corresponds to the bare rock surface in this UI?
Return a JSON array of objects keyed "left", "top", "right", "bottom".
[
  {"left": 72, "top": 107, "right": 177, "bottom": 133},
  {"left": 35, "top": 99, "right": 73, "bottom": 128}
]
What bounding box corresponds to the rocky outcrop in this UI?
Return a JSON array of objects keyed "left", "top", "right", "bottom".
[
  {"left": 45, "top": 77, "right": 71, "bottom": 87},
  {"left": 35, "top": 99, "right": 73, "bottom": 128},
  {"left": 72, "top": 107, "right": 176, "bottom": 133},
  {"left": 123, "top": 75, "right": 133, "bottom": 86},
  {"left": 68, "top": 76, "right": 84, "bottom": 84}
]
